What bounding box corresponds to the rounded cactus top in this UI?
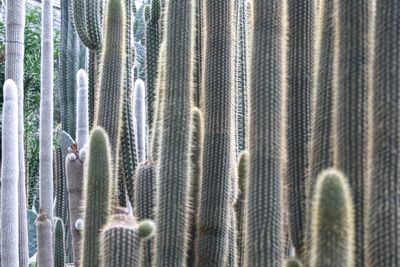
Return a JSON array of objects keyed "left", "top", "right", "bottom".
[
  {"left": 138, "top": 220, "right": 156, "bottom": 238},
  {"left": 77, "top": 69, "right": 88, "bottom": 88},
  {"left": 3, "top": 79, "right": 18, "bottom": 102},
  {"left": 134, "top": 79, "right": 146, "bottom": 99}
]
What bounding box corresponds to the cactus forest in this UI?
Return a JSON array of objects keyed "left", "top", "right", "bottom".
[{"left": 0, "top": 0, "right": 399, "bottom": 266}]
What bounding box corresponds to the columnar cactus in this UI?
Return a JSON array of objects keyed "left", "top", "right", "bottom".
[
  {"left": 134, "top": 162, "right": 156, "bottom": 267},
  {"left": 244, "top": 0, "right": 284, "bottom": 266},
  {"left": 134, "top": 79, "right": 147, "bottom": 162},
  {"left": 36, "top": 209, "right": 54, "bottom": 267},
  {"left": 99, "top": 207, "right": 140, "bottom": 267},
  {"left": 76, "top": 69, "right": 89, "bottom": 150},
  {"left": 310, "top": 169, "right": 354, "bottom": 267},
  {"left": 54, "top": 217, "right": 66, "bottom": 267},
  {"left": 285, "top": 258, "right": 303, "bottom": 267},
  {"left": 5, "top": 0, "right": 29, "bottom": 264},
  {"left": 236, "top": 151, "right": 248, "bottom": 266},
  {"left": 145, "top": 0, "right": 162, "bottom": 134},
  {"left": 65, "top": 149, "right": 84, "bottom": 264},
  {"left": 333, "top": 0, "right": 371, "bottom": 264},
  {"left": 80, "top": 127, "right": 113, "bottom": 267},
  {"left": 305, "top": 0, "right": 336, "bottom": 262},
  {"left": 367, "top": 1, "right": 400, "bottom": 265},
  {"left": 196, "top": 0, "right": 236, "bottom": 265},
  {"left": 154, "top": 0, "right": 194, "bottom": 265},
  {"left": 1, "top": 80, "right": 19, "bottom": 266},
  {"left": 39, "top": 0, "right": 55, "bottom": 221},
  {"left": 286, "top": 0, "right": 315, "bottom": 258},
  {"left": 193, "top": 0, "right": 204, "bottom": 107}
]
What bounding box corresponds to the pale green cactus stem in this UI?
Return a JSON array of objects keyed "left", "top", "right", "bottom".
[
  {"left": 1, "top": 80, "right": 19, "bottom": 266},
  {"left": 134, "top": 79, "right": 147, "bottom": 162},
  {"left": 36, "top": 209, "right": 54, "bottom": 267},
  {"left": 54, "top": 217, "right": 66, "bottom": 267}
]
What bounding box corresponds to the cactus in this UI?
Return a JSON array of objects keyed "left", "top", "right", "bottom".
[
  {"left": 39, "top": 0, "right": 55, "bottom": 220},
  {"left": 236, "top": 151, "right": 248, "bottom": 266},
  {"left": 4, "top": 0, "right": 29, "bottom": 264},
  {"left": 367, "top": 1, "right": 400, "bottom": 265},
  {"left": 28, "top": 209, "right": 38, "bottom": 257},
  {"left": 153, "top": 0, "right": 194, "bottom": 265},
  {"left": 145, "top": 0, "right": 162, "bottom": 134},
  {"left": 95, "top": 0, "right": 126, "bottom": 168},
  {"left": 54, "top": 218, "right": 66, "bottom": 267},
  {"left": 285, "top": 257, "right": 303, "bottom": 267},
  {"left": 333, "top": 0, "right": 371, "bottom": 264},
  {"left": 244, "top": 0, "right": 284, "bottom": 266},
  {"left": 76, "top": 69, "right": 89, "bottom": 150},
  {"left": 65, "top": 149, "right": 84, "bottom": 264},
  {"left": 310, "top": 169, "right": 354, "bottom": 267},
  {"left": 80, "top": 127, "right": 113, "bottom": 267},
  {"left": 305, "top": 0, "right": 336, "bottom": 262},
  {"left": 286, "top": 0, "right": 315, "bottom": 258},
  {"left": 1, "top": 80, "right": 19, "bottom": 266},
  {"left": 134, "top": 79, "right": 147, "bottom": 162},
  {"left": 36, "top": 209, "right": 54, "bottom": 267},
  {"left": 99, "top": 207, "right": 140, "bottom": 267},
  {"left": 193, "top": 0, "right": 204, "bottom": 107},
  {"left": 196, "top": 0, "right": 236, "bottom": 265},
  {"left": 134, "top": 161, "right": 156, "bottom": 266}
]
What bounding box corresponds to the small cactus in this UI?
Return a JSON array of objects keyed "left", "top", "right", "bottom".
[
  {"left": 54, "top": 217, "right": 66, "bottom": 267},
  {"left": 310, "top": 169, "right": 354, "bottom": 267},
  {"left": 138, "top": 220, "right": 156, "bottom": 238}
]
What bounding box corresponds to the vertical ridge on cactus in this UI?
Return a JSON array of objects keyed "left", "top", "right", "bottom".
[
  {"left": 39, "top": 0, "right": 55, "bottom": 221},
  {"left": 236, "top": 151, "right": 248, "bottom": 266},
  {"left": 36, "top": 209, "right": 54, "bottom": 267},
  {"left": 154, "top": 0, "right": 194, "bottom": 265},
  {"left": 54, "top": 217, "right": 66, "bottom": 267},
  {"left": 1, "top": 79, "right": 20, "bottom": 266},
  {"left": 4, "top": 0, "right": 29, "bottom": 264},
  {"left": 367, "top": 1, "right": 400, "bottom": 265},
  {"left": 196, "top": 0, "right": 236, "bottom": 265},
  {"left": 286, "top": 0, "right": 314, "bottom": 258},
  {"left": 310, "top": 169, "right": 354, "bottom": 267},
  {"left": 244, "top": 0, "right": 284, "bottom": 266},
  {"left": 134, "top": 79, "right": 147, "bottom": 163}
]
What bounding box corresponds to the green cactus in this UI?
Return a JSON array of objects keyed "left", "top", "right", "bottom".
[
  {"left": 80, "top": 127, "right": 113, "bottom": 267},
  {"left": 333, "top": 0, "right": 371, "bottom": 264},
  {"left": 244, "top": 0, "right": 284, "bottom": 266},
  {"left": 193, "top": 0, "right": 204, "bottom": 107},
  {"left": 285, "top": 257, "right": 303, "bottom": 267},
  {"left": 54, "top": 218, "right": 66, "bottom": 267},
  {"left": 154, "top": 0, "right": 195, "bottom": 265},
  {"left": 99, "top": 207, "right": 140, "bottom": 267},
  {"left": 1, "top": 80, "right": 19, "bottom": 266},
  {"left": 36, "top": 209, "right": 54, "bottom": 267},
  {"left": 305, "top": 0, "right": 336, "bottom": 262},
  {"left": 286, "top": 0, "right": 315, "bottom": 258},
  {"left": 134, "top": 161, "right": 156, "bottom": 266},
  {"left": 196, "top": 0, "right": 236, "bottom": 265},
  {"left": 236, "top": 151, "right": 248, "bottom": 266},
  {"left": 145, "top": 0, "right": 162, "bottom": 135},
  {"left": 367, "top": 1, "right": 400, "bottom": 265},
  {"left": 310, "top": 169, "right": 354, "bottom": 267}
]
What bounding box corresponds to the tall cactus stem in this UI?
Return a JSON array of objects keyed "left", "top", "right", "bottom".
[
  {"left": 134, "top": 79, "right": 147, "bottom": 162},
  {"left": 54, "top": 217, "right": 66, "bottom": 267},
  {"left": 76, "top": 69, "right": 89, "bottom": 150},
  {"left": 236, "top": 151, "right": 248, "bottom": 266},
  {"left": 36, "top": 209, "right": 54, "bottom": 267}
]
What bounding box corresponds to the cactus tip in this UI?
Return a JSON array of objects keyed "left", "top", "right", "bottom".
[
  {"left": 68, "top": 153, "right": 77, "bottom": 161},
  {"left": 134, "top": 79, "right": 146, "bottom": 99},
  {"left": 77, "top": 69, "right": 88, "bottom": 87},
  {"left": 75, "top": 218, "right": 85, "bottom": 231},
  {"left": 138, "top": 220, "right": 156, "bottom": 238},
  {"left": 285, "top": 257, "right": 303, "bottom": 267},
  {"left": 3, "top": 79, "right": 18, "bottom": 101}
]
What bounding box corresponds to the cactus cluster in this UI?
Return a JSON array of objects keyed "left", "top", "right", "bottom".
[{"left": 1, "top": 0, "right": 399, "bottom": 266}]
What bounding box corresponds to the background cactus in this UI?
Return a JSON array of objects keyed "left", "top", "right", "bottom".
[
  {"left": 54, "top": 217, "right": 66, "bottom": 267},
  {"left": 196, "top": 0, "right": 236, "bottom": 265},
  {"left": 76, "top": 69, "right": 89, "bottom": 150},
  {"left": 80, "top": 127, "right": 113, "bottom": 267},
  {"left": 367, "top": 1, "right": 400, "bottom": 265},
  {"left": 1, "top": 79, "right": 19, "bottom": 266},
  {"left": 154, "top": 0, "right": 194, "bottom": 265},
  {"left": 310, "top": 169, "right": 354, "bottom": 267},
  {"left": 36, "top": 209, "right": 54, "bottom": 267}
]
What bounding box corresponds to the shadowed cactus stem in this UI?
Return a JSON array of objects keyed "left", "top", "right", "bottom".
[
  {"left": 54, "top": 217, "right": 66, "bottom": 267},
  {"left": 36, "top": 209, "right": 54, "bottom": 267}
]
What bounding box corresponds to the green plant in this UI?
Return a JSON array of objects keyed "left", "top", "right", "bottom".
[{"left": 54, "top": 217, "right": 66, "bottom": 267}]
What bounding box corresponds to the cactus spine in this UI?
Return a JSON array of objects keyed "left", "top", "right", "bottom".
[
  {"left": 196, "top": 0, "right": 236, "bottom": 265},
  {"left": 154, "top": 0, "right": 194, "bottom": 265},
  {"left": 99, "top": 207, "right": 140, "bottom": 267},
  {"left": 134, "top": 79, "right": 147, "bottom": 162},
  {"left": 80, "top": 127, "right": 113, "bottom": 267},
  {"left": 39, "top": 0, "right": 55, "bottom": 221},
  {"left": 367, "top": 1, "right": 400, "bottom": 265},
  {"left": 76, "top": 69, "right": 89, "bottom": 150},
  {"left": 305, "top": 0, "right": 336, "bottom": 262},
  {"left": 134, "top": 162, "right": 156, "bottom": 266},
  {"left": 36, "top": 209, "right": 54, "bottom": 267},
  {"left": 244, "top": 0, "right": 284, "bottom": 266},
  {"left": 4, "top": 0, "right": 29, "bottom": 264},
  {"left": 1, "top": 80, "right": 19, "bottom": 266},
  {"left": 286, "top": 0, "right": 315, "bottom": 258},
  {"left": 54, "top": 218, "right": 66, "bottom": 267},
  {"left": 310, "top": 169, "right": 354, "bottom": 267}
]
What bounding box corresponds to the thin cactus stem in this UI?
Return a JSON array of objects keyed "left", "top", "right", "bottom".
[
  {"left": 134, "top": 79, "right": 147, "bottom": 162},
  {"left": 54, "top": 217, "right": 66, "bottom": 267},
  {"left": 76, "top": 69, "right": 89, "bottom": 150}
]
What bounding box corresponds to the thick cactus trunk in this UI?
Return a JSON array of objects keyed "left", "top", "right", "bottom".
[
  {"left": 4, "top": 0, "right": 28, "bottom": 264},
  {"left": 286, "top": 0, "right": 315, "bottom": 258},
  {"left": 154, "top": 0, "right": 194, "bottom": 265},
  {"left": 244, "top": 0, "right": 284, "bottom": 266},
  {"left": 367, "top": 1, "right": 400, "bottom": 265},
  {"left": 36, "top": 209, "right": 54, "bottom": 267},
  {"left": 1, "top": 80, "right": 19, "bottom": 266},
  {"left": 196, "top": 0, "right": 236, "bottom": 265},
  {"left": 39, "top": 0, "right": 55, "bottom": 220}
]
